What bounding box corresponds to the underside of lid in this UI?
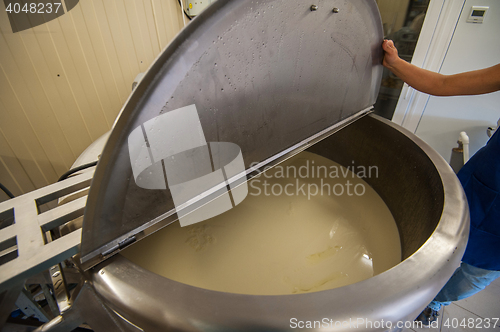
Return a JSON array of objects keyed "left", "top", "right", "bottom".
[{"left": 81, "top": 0, "right": 384, "bottom": 269}]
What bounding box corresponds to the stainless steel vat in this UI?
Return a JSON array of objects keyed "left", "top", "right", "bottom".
[
  {"left": 87, "top": 114, "right": 469, "bottom": 331},
  {"left": 73, "top": 0, "right": 469, "bottom": 330}
]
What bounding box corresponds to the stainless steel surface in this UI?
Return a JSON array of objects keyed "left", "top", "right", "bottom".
[
  {"left": 308, "top": 115, "right": 459, "bottom": 261},
  {"left": 34, "top": 280, "right": 138, "bottom": 332},
  {"left": 49, "top": 263, "right": 70, "bottom": 313},
  {"left": 82, "top": 108, "right": 373, "bottom": 270},
  {"left": 70, "top": 132, "right": 109, "bottom": 169},
  {"left": 0, "top": 0, "right": 469, "bottom": 329},
  {"left": 89, "top": 114, "right": 469, "bottom": 331},
  {"left": 0, "top": 171, "right": 93, "bottom": 292},
  {"left": 39, "top": 197, "right": 87, "bottom": 234},
  {"left": 41, "top": 283, "right": 60, "bottom": 318},
  {"left": 26, "top": 269, "right": 81, "bottom": 285},
  {"left": 81, "top": 0, "right": 384, "bottom": 268}
]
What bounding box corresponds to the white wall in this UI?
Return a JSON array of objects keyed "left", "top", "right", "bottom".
[
  {"left": 0, "top": 0, "right": 184, "bottom": 202},
  {"left": 414, "top": 0, "right": 500, "bottom": 160}
]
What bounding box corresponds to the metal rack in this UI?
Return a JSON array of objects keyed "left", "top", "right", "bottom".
[{"left": 0, "top": 171, "right": 93, "bottom": 330}]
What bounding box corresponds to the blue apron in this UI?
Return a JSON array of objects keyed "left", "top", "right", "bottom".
[{"left": 458, "top": 128, "right": 500, "bottom": 271}]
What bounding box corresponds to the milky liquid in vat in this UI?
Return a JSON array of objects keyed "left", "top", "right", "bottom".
[{"left": 121, "top": 151, "right": 401, "bottom": 295}]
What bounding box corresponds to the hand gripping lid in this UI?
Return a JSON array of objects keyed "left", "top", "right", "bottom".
[{"left": 80, "top": 0, "right": 384, "bottom": 269}]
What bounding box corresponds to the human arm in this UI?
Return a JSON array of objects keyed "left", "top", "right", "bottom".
[{"left": 382, "top": 39, "right": 500, "bottom": 96}]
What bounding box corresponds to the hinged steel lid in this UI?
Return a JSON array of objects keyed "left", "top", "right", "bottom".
[{"left": 81, "top": 0, "right": 383, "bottom": 269}]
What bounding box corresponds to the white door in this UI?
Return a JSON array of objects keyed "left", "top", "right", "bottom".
[{"left": 389, "top": 0, "right": 500, "bottom": 160}]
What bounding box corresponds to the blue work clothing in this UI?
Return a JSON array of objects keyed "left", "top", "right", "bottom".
[
  {"left": 427, "top": 128, "right": 500, "bottom": 312},
  {"left": 458, "top": 128, "right": 500, "bottom": 270},
  {"left": 428, "top": 262, "right": 500, "bottom": 312}
]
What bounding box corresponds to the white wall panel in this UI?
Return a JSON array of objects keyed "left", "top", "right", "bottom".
[{"left": 0, "top": 0, "right": 184, "bottom": 202}]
